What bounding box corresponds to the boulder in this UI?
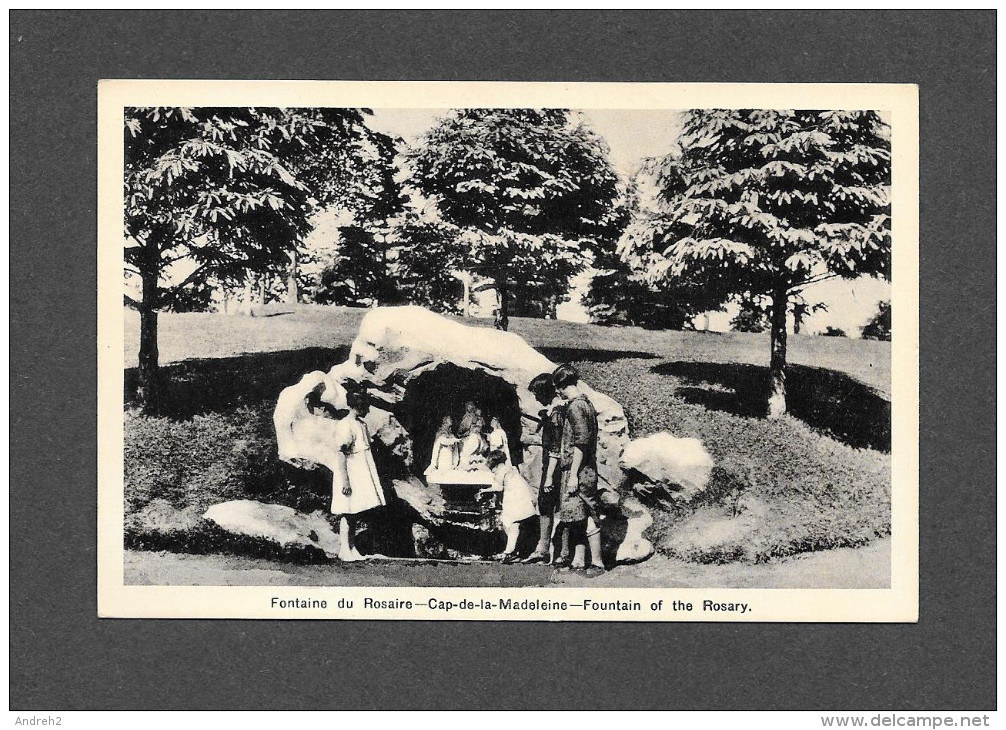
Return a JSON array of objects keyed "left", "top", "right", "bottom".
[
  {"left": 126, "top": 498, "right": 203, "bottom": 535},
  {"left": 203, "top": 499, "right": 341, "bottom": 558},
  {"left": 613, "top": 495, "right": 655, "bottom": 563},
  {"left": 619, "top": 432, "right": 714, "bottom": 501},
  {"left": 411, "top": 523, "right": 449, "bottom": 560},
  {"left": 274, "top": 305, "right": 649, "bottom": 564},
  {"left": 392, "top": 476, "right": 448, "bottom": 527}
]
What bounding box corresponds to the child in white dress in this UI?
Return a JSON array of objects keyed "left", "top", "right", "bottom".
[
  {"left": 479, "top": 449, "right": 537, "bottom": 563},
  {"left": 332, "top": 391, "right": 387, "bottom": 562}
]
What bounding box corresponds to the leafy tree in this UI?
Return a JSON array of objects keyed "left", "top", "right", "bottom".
[
  {"left": 728, "top": 293, "right": 826, "bottom": 334},
  {"left": 623, "top": 109, "right": 891, "bottom": 416},
  {"left": 792, "top": 296, "right": 827, "bottom": 334},
  {"left": 585, "top": 250, "right": 722, "bottom": 329},
  {"left": 861, "top": 300, "right": 892, "bottom": 341},
  {"left": 124, "top": 106, "right": 382, "bottom": 413},
  {"left": 276, "top": 115, "right": 404, "bottom": 305},
  {"left": 307, "top": 132, "right": 407, "bottom": 305},
  {"left": 820, "top": 326, "right": 848, "bottom": 338},
  {"left": 407, "top": 109, "right": 621, "bottom": 330},
  {"left": 730, "top": 297, "right": 770, "bottom": 333},
  {"left": 586, "top": 156, "right": 723, "bottom": 330},
  {"left": 391, "top": 219, "right": 466, "bottom": 314},
  {"left": 311, "top": 225, "right": 402, "bottom": 306}
]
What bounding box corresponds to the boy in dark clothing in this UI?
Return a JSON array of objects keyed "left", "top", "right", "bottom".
[
  {"left": 523, "top": 372, "right": 565, "bottom": 564},
  {"left": 553, "top": 363, "right": 605, "bottom": 578}
]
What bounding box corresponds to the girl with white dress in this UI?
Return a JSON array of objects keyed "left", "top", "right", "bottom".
[
  {"left": 425, "top": 416, "right": 460, "bottom": 476},
  {"left": 332, "top": 391, "right": 387, "bottom": 562},
  {"left": 486, "top": 416, "right": 511, "bottom": 465},
  {"left": 479, "top": 449, "right": 537, "bottom": 563}
]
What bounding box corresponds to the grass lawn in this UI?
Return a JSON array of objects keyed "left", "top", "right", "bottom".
[
  {"left": 123, "top": 304, "right": 891, "bottom": 570},
  {"left": 125, "top": 305, "right": 890, "bottom": 395}
]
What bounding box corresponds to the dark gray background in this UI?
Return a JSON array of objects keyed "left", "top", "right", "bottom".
[{"left": 10, "top": 10, "right": 996, "bottom": 710}]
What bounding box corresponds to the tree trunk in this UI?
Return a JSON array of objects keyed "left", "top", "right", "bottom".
[
  {"left": 546, "top": 295, "right": 557, "bottom": 320},
  {"left": 243, "top": 277, "right": 255, "bottom": 316},
  {"left": 378, "top": 232, "right": 388, "bottom": 306},
  {"left": 287, "top": 249, "right": 299, "bottom": 305},
  {"left": 462, "top": 276, "right": 471, "bottom": 318},
  {"left": 495, "top": 278, "right": 510, "bottom": 331},
  {"left": 767, "top": 285, "right": 789, "bottom": 418},
  {"left": 137, "top": 270, "right": 160, "bottom": 415},
  {"left": 257, "top": 274, "right": 266, "bottom": 307}
]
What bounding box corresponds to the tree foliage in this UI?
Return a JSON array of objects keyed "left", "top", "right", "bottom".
[
  {"left": 860, "top": 300, "right": 892, "bottom": 341},
  {"left": 407, "top": 109, "right": 621, "bottom": 329},
  {"left": 124, "top": 106, "right": 388, "bottom": 412},
  {"left": 393, "top": 220, "right": 466, "bottom": 314},
  {"left": 730, "top": 297, "right": 770, "bottom": 333},
  {"left": 621, "top": 109, "right": 891, "bottom": 415},
  {"left": 585, "top": 250, "right": 724, "bottom": 329},
  {"left": 587, "top": 157, "right": 723, "bottom": 329},
  {"left": 311, "top": 225, "right": 397, "bottom": 306}
]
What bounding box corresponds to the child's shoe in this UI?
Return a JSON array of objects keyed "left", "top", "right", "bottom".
[{"left": 522, "top": 550, "right": 550, "bottom": 564}]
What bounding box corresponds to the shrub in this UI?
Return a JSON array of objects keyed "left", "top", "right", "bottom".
[
  {"left": 861, "top": 300, "right": 892, "bottom": 341},
  {"left": 124, "top": 406, "right": 331, "bottom": 517},
  {"left": 124, "top": 515, "right": 331, "bottom": 564},
  {"left": 572, "top": 356, "right": 890, "bottom": 564},
  {"left": 125, "top": 407, "right": 268, "bottom": 513}
]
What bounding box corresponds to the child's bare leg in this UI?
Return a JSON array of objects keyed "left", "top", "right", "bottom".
[
  {"left": 535, "top": 515, "right": 553, "bottom": 556},
  {"left": 586, "top": 518, "right": 605, "bottom": 569},
  {"left": 338, "top": 516, "right": 363, "bottom": 562},
  {"left": 557, "top": 524, "right": 571, "bottom": 564},
  {"left": 570, "top": 520, "right": 587, "bottom": 569},
  {"left": 503, "top": 523, "right": 520, "bottom": 555}
]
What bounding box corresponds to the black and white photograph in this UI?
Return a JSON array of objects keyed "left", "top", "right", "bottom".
[{"left": 98, "top": 81, "right": 919, "bottom": 620}]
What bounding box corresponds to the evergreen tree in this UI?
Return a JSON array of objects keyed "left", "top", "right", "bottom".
[{"left": 394, "top": 219, "right": 466, "bottom": 314}]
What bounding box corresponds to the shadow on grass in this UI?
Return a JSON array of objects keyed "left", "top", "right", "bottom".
[
  {"left": 653, "top": 361, "right": 891, "bottom": 452},
  {"left": 127, "top": 344, "right": 661, "bottom": 420},
  {"left": 125, "top": 346, "right": 350, "bottom": 419},
  {"left": 538, "top": 346, "right": 658, "bottom": 363}
]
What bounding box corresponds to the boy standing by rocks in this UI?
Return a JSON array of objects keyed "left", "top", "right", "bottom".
[
  {"left": 552, "top": 363, "right": 606, "bottom": 578},
  {"left": 523, "top": 372, "right": 564, "bottom": 564}
]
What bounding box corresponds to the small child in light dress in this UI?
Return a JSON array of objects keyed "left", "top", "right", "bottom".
[
  {"left": 479, "top": 449, "right": 537, "bottom": 563},
  {"left": 331, "top": 390, "right": 387, "bottom": 562}
]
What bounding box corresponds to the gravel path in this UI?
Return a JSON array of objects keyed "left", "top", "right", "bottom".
[{"left": 125, "top": 538, "right": 889, "bottom": 589}]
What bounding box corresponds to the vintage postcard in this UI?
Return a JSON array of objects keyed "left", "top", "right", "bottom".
[{"left": 97, "top": 80, "right": 919, "bottom": 621}]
